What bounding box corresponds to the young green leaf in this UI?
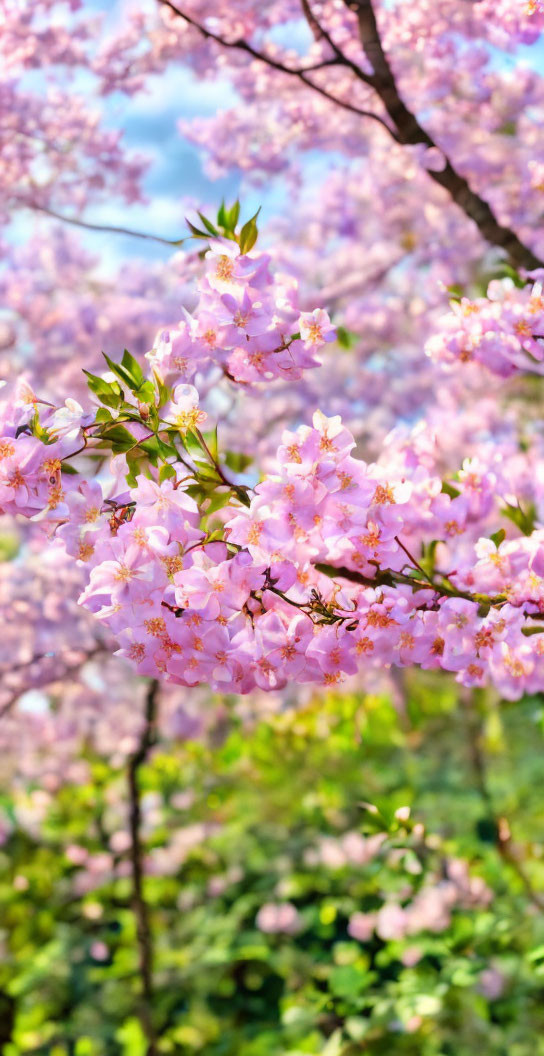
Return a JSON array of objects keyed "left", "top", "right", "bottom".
[
  {"left": 102, "top": 353, "right": 140, "bottom": 393},
  {"left": 441, "top": 480, "right": 461, "bottom": 499},
  {"left": 217, "top": 199, "right": 227, "bottom": 230},
  {"left": 159, "top": 463, "right": 177, "bottom": 483},
  {"left": 226, "top": 199, "right": 240, "bottom": 231},
  {"left": 83, "top": 370, "right": 122, "bottom": 409},
  {"left": 238, "top": 207, "right": 261, "bottom": 255},
  {"left": 490, "top": 528, "right": 506, "bottom": 548},
  {"left": 96, "top": 423, "right": 136, "bottom": 454},
  {"left": 197, "top": 211, "right": 219, "bottom": 236},
  {"left": 225, "top": 450, "right": 253, "bottom": 473},
  {"left": 120, "top": 349, "right": 145, "bottom": 388},
  {"left": 186, "top": 218, "right": 211, "bottom": 240}
]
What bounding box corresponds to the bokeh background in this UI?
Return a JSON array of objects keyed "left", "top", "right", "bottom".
[{"left": 2, "top": 2, "right": 544, "bottom": 1054}]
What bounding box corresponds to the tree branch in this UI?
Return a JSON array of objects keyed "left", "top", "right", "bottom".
[
  {"left": 127, "top": 679, "right": 160, "bottom": 1056},
  {"left": 156, "top": 0, "right": 398, "bottom": 137},
  {"left": 463, "top": 691, "right": 544, "bottom": 913},
  {"left": 0, "top": 645, "right": 105, "bottom": 720},
  {"left": 342, "top": 0, "right": 542, "bottom": 270},
  {"left": 26, "top": 203, "right": 186, "bottom": 248},
  {"left": 300, "top": 0, "right": 374, "bottom": 86},
  {"left": 314, "top": 561, "right": 500, "bottom": 607}
]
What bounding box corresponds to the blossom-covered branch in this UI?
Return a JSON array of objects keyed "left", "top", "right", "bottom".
[
  {"left": 342, "top": 0, "right": 542, "bottom": 268},
  {"left": 3, "top": 207, "right": 544, "bottom": 701},
  {"left": 156, "top": 0, "right": 397, "bottom": 136},
  {"left": 152, "top": 0, "right": 543, "bottom": 270}
]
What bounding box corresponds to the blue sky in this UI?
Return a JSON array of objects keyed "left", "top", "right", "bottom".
[{"left": 22, "top": 0, "right": 544, "bottom": 271}]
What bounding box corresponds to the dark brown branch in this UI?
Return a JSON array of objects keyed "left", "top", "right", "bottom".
[
  {"left": 127, "top": 680, "right": 160, "bottom": 1056},
  {"left": 158, "top": 0, "right": 339, "bottom": 76},
  {"left": 158, "top": 0, "right": 541, "bottom": 269},
  {"left": 343, "top": 0, "right": 542, "bottom": 270},
  {"left": 300, "top": 0, "right": 374, "bottom": 86},
  {"left": 156, "top": 0, "right": 397, "bottom": 137}
]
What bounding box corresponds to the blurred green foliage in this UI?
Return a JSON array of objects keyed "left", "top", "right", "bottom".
[{"left": 1, "top": 676, "right": 544, "bottom": 1054}]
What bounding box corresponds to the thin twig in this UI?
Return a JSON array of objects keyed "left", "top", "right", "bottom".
[
  {"left": 156, "top": 0, "right": 397, "bottom": 137},
  {"left": 25, "top": 202, "right": 187, "bottom": 248},
  {"left": 395, "top": 535, "right": 431, "bottom": 582},
  {"left": 300, "top": 0, "right": 373, "bottom": 86},
  {"left": 315, "top": 560, "right": 499, "bottom": 607}
]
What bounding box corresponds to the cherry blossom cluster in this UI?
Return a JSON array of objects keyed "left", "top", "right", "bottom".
[
  {"left": 4, "top": 354, "right": 544, "bottom": 703},
  {"left": 426, "top": 277, "right": 544, "bottom": 377},
  {"left": 147, "top": 236, "right": 335, "bottom": 386},
  {"left": 1, "top": 0, "right": 145, "bottom": 227},
  {"left": 6, "top": 215, "right": 544, "bottom": 702}
]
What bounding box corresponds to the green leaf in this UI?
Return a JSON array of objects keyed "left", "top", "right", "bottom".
[
  {"left": 239, "top": 207, "right": 261, "bottom": 254},
  {"left": 140, "top": 434, "right": 178, "bottom": 465},
  {"left": 135, "top": 380, "right": 156, "bottom": 405},
  {"left": 441, "top": 480, "right": 461, "bottom": 499},
  {"left": 101, "top": 354, "right": 137, "bottom": 393},
  {"left": 29, "top": 409, "right": 52, "bottom": 443},
  {"left": 329, "top": 965, "right": 373, "bottom": 998},
  {"left": 185, "top": 218, "right": 211, "bottom": 240},
  {"left": 197, "top": 211, "right": 219, "bottom": 236},
  {"left": 502, "top": 502, "right": 536, "bottom": 536},
  {"left": 96, "top": 424, "right": 135, "bottom": 454},
  {"left": 125, "top": 449, "right": 142, "bottom": 487},
  {"left": 202, "top": 426, "right": 218, "bottom": 461},
  {"left": 225, "top": 450, "right": 254, "bottom": 473},
  {"left": 115, "top": 1017, "right": 147, "bottom": 1056},
  {"left": 94, "top": 407, "right": 114, "bottom": 424},
  {"left": 181, "top": 429, "right": 205, "bottom": 461},
  {"left": 159, "top": 463, "right": 177, "bottom": 483},
  {"left": 156, "top": 436, "right": 179, "bottom": 461},
  {"left": 419, "top": 539, "right": 440, "bottom": 580},
  {"left": 194, "top": 461, "right": 221, "bottom": 483},
  {"left": 0, "top": 531, "right": 20, "bottom": 561},
  {"left": 102, "top": 351, "right": 147, "bottom": 395},
  {"left": 83, "top": 370, "right": 123, "bottom": 409},
  {"left": 522, "top": 625, "right": 544, "bottom": 637},
  {"left": 217, "top": 199, "right": 227, "bottom": 229},
  {"left": 152, "top": 370, "right": 171, "bottom": 410},
  {"left": 121, "top": 349, "right": 145, "bottom": 388},
  {"left": 139, "top": 435, "right": 159, "bottom": 467},
  {"left": 336, "top": 325, "right": 358, "bottom": 350},
  {"left": 204, "top": 490, "right": 232, "bottom": 517},
  {"left": 490, "top": 528, "right": 506, "bottom": 548},
  {"left": 226, "top": 199, "right": 240, "bottom": 231},
  {"left": 185, "top": 483, "right": 204, "bottom": 500}
]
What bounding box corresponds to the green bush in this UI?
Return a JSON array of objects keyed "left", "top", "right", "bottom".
[{"left": 1, "top": 678, "right": 544, "bottom": 1054}]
